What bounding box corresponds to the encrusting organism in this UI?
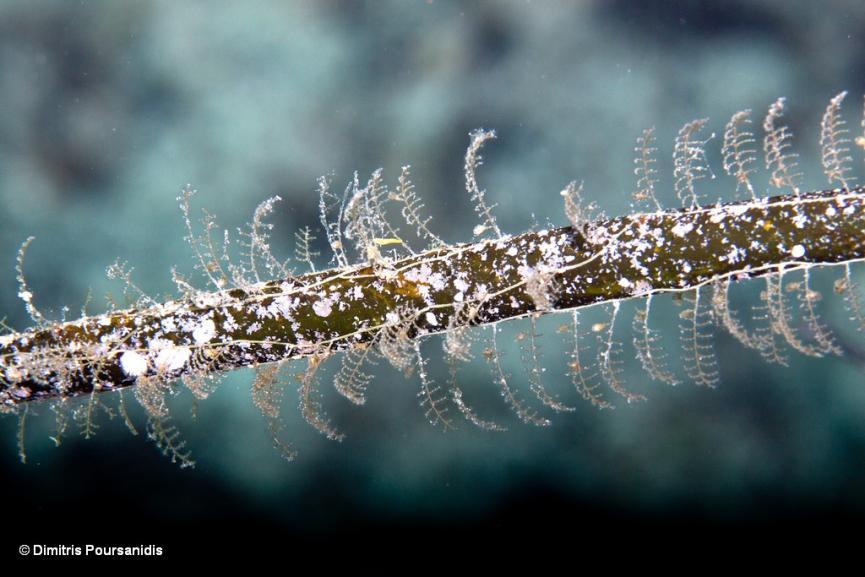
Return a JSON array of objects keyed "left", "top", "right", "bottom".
[{"left": 3, "top": 93, "right": 865, "bottom": 466}]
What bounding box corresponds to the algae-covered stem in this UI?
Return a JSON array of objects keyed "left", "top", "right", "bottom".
[{"left": 2, "top": 187, "right": 864, "bottom": 408}]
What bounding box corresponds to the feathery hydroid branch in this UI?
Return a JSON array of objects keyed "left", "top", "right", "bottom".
[{"left": 2, "top": 186, "right": 864, "bottom": 409}]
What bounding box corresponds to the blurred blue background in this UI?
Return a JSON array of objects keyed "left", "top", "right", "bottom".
[{"left": 2, "top": 0, "right": 865, "bottom": 552}]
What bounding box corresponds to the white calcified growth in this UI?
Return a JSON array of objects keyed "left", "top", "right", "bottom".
[
  {"left": 155, "top": 346, "right": 191, "bottom": 373},
  {"left": 120, "top": 351, "right": 148, "bottom": 377},
  {"left": 671, "top": 220, "right": 694, "bottom": 238},
  {"left": 312, "top": 298, "right": 333, "bottom": 317},
  {"left": 192, "top": 318, "right": 217, "bottom": 344}
]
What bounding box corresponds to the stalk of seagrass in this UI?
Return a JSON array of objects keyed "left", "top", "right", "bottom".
[{"left": 2, "top": 186, "right": 864, "bottom": 408}]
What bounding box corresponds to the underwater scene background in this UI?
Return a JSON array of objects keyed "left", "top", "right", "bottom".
[{"left": 2, "top": 0, "right": 865, "bottom": 557}]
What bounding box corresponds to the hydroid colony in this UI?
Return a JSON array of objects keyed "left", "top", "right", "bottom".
[{"left": 1, "top": 93, "right": 865, "bottom": 466}]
